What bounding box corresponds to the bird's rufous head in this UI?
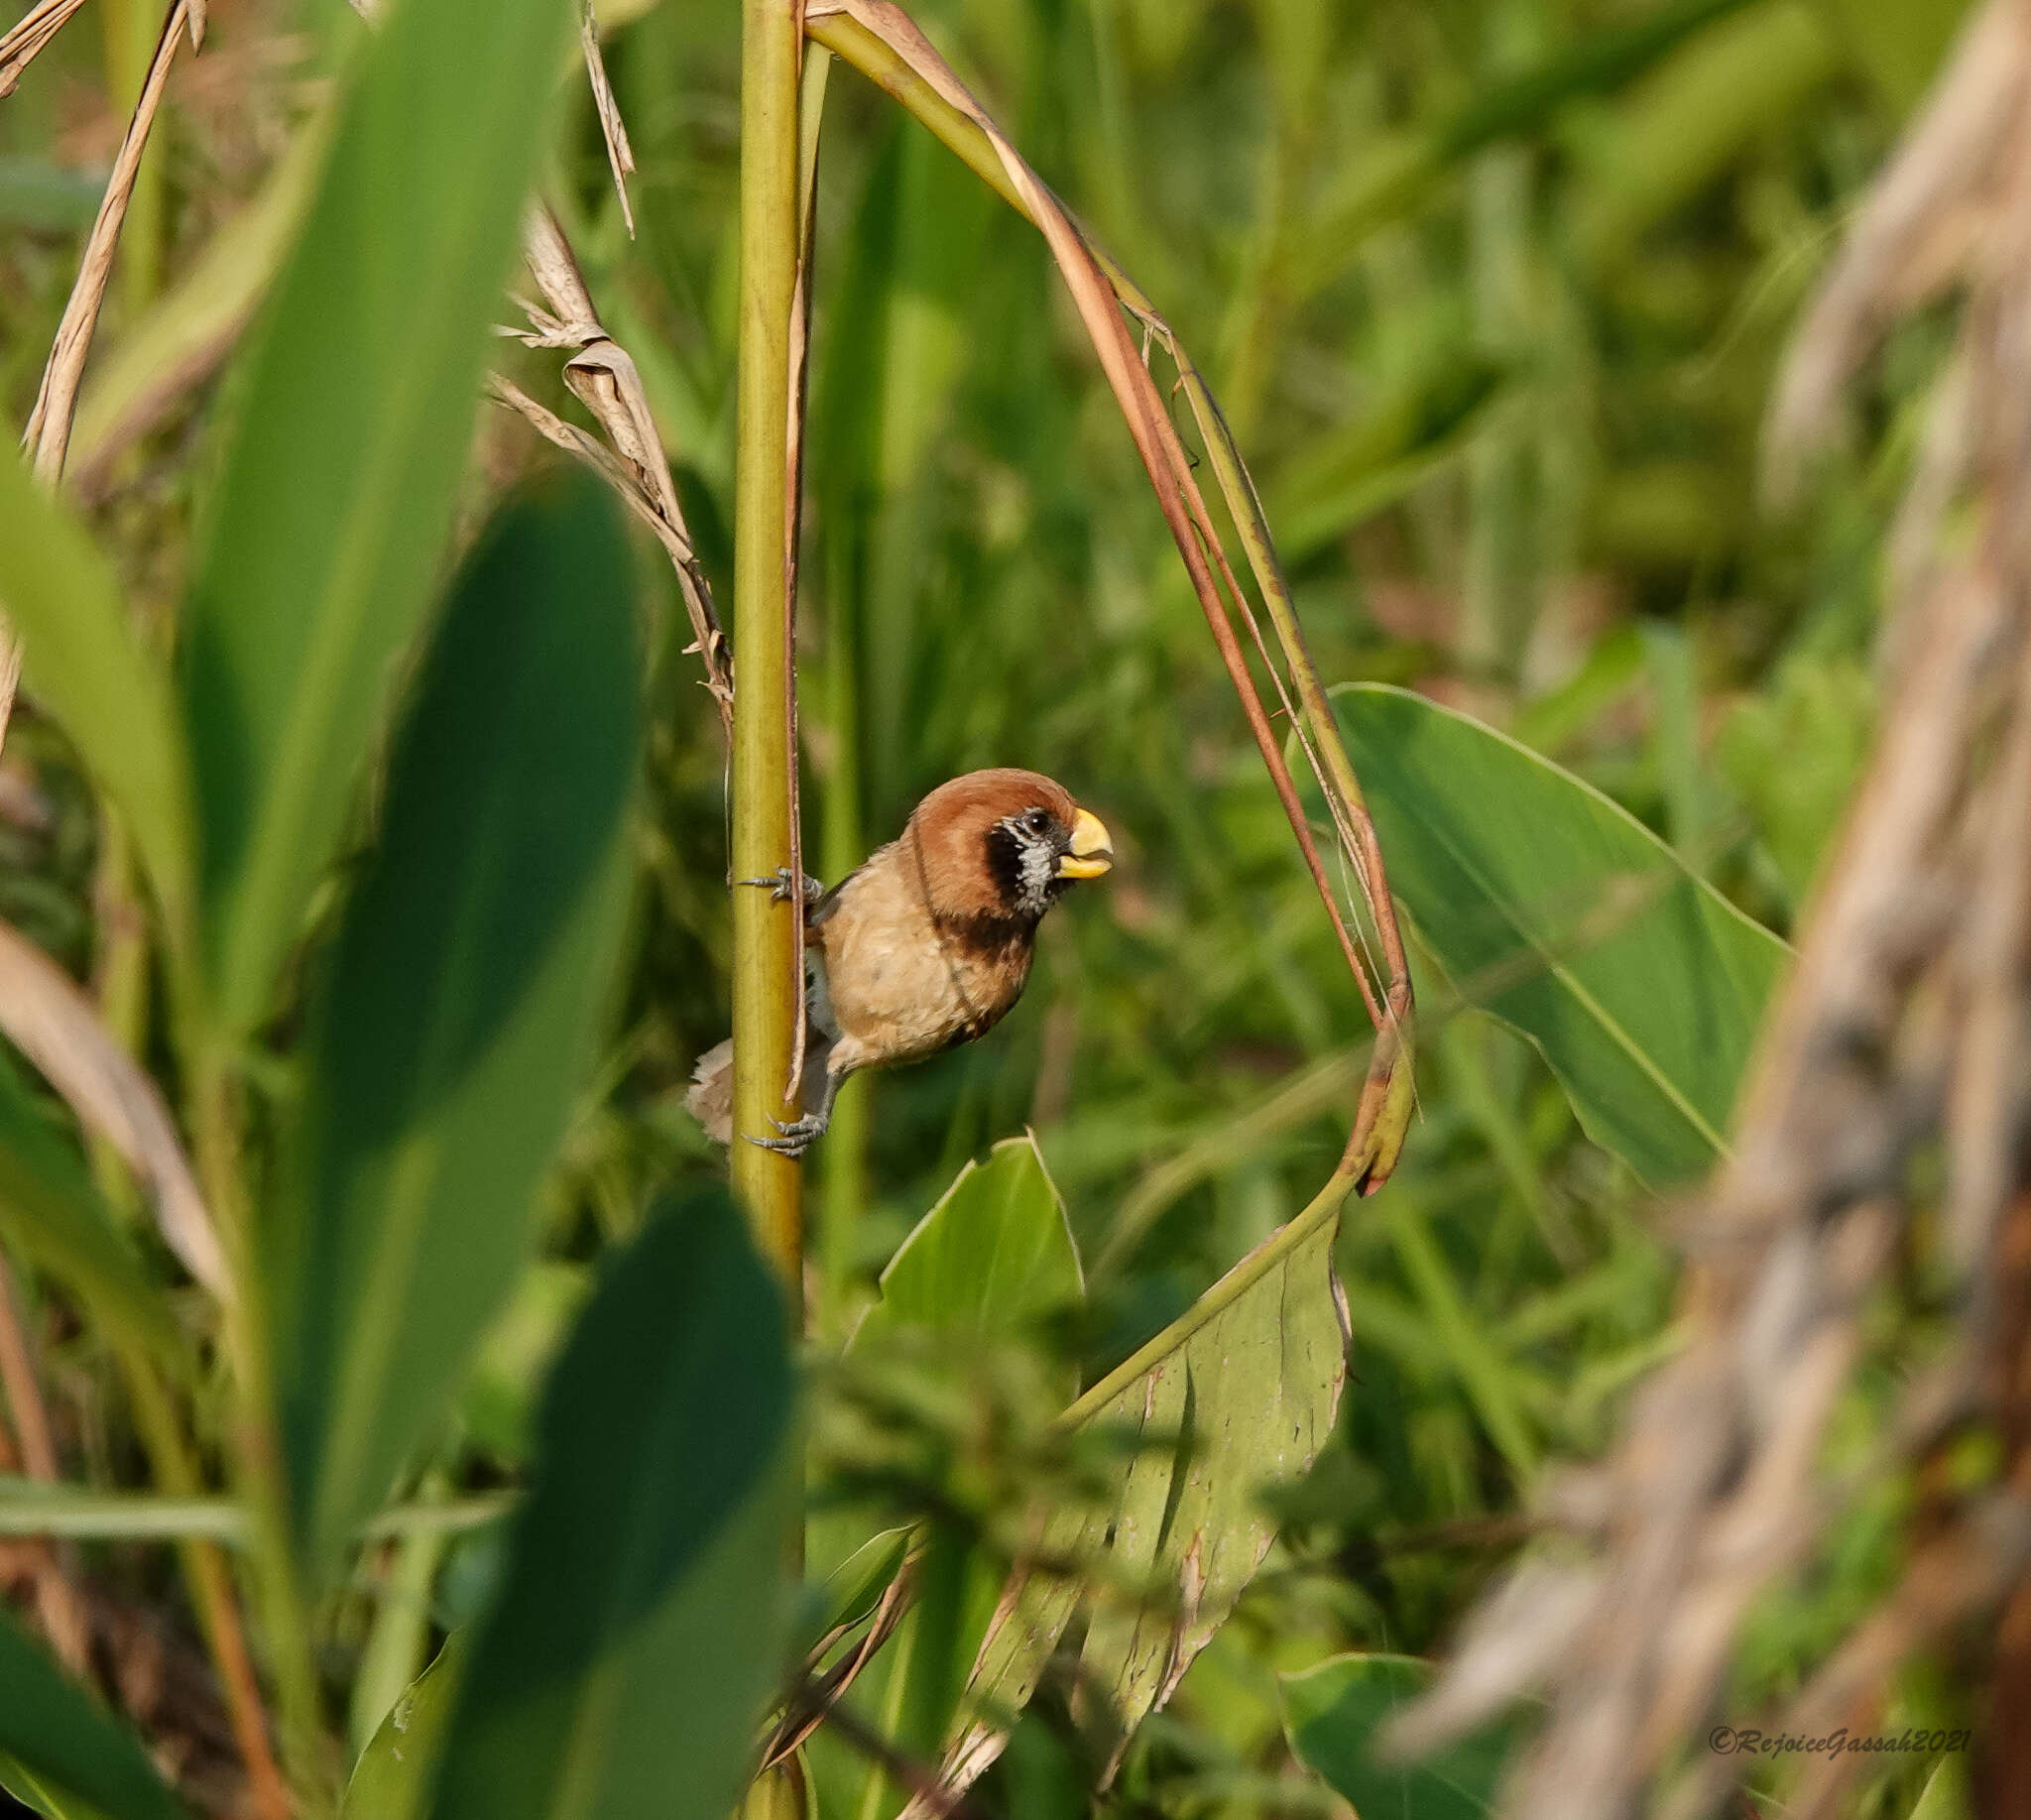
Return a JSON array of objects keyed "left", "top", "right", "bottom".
[{"left": 905, "top": 769, "right": 1113, "bottom": 926}]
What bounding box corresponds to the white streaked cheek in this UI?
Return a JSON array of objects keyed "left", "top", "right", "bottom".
[{"left": 1020, "top": 840, "right": 1056, "bottom": 911}]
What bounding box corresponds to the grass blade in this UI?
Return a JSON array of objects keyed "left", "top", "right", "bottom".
[
  {"left": 428, "top": 1188, "right": 794, "bottom": 1820},
  {"left": 0, "top": 448, "right": 194, "bottom": 955},
  {"left": 0, "top": 1612, "right": 181, "bottom": 1820},
  {"left": 180, "top": 0, "right": 579, "bottom": 1030},
  {"left": 275, "top": 471, "right": 641, "bottom": 1581},
  {"left": 1335, "top": 684, "right": 1788, "bottom": 1183}
]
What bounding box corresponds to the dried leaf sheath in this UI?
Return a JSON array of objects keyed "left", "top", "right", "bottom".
[
  {"left": 24, "top": 0, "right": 191, "bottom": 488},
  {"left": 504, "top": 207, "right": 734, "bottom": 742},
  {"left": 579, "top": 0, "right": 637, "bottom": 237},
  {"left": 804, "top": 0, "right": 1415, "bottom": 1184}
]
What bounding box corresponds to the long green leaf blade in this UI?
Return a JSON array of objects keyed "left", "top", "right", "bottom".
[
  {"left": 1334, "top": 684, "right": 1787, "bottom": 1184},
  {"left": 344, "top": 1633, "right": 467, "bottom": 1820},
  {"left": 0, "top": 1612, "right": 181, "bottom": 1820},
  {"left": 276, "top": 472, "right": 640, "bottom": 1580},
  {"left": 0, "top": 448, "right": 193, "bottom": 950},
  {"left": 180, "top": 0, "right": 578, "bottom": 1028},
  {"left": 854, "top": 1135, "right": 1084, "bottom": 1361},
  {"left": 830, "top": 1137, "right": 1085, "bottom": 1812},
  {"left": 427, "top": 1188, "right": 794, "bottom": 1820}
]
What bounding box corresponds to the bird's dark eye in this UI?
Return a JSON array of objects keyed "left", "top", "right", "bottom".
[{"left": 1022, "top": 808, "right": 1052, "bottom": 836}]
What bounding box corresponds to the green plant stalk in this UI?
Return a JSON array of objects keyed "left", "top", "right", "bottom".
[
  {"left": 87, "top": 817, "right": 147, "bottom": 1226},
  {"left": 1095, "top": 1046, "right": 1369, "bottom": 1279},
  {"left": 1386, "top": 1190, "right": 1537, "bottom": 1477},
  {"left": 98, "top": 0, "right": 163, "bottom": 314},
  {"left": 188, "top": 1045, "right": 334, "bottom": 1812},
  {"left": 113, "top": 1338, "right": 293, "bottom": 1820},
  {"left": 731, "top": 0, "right": 805, "bottom": 1294}
]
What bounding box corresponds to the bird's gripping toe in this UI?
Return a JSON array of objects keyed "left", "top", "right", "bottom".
[
  {"left": 737, "top": 868, "right": 824, "bottom": 907},
  {"left": 744, "top": 1111, "right": 830, "bottom": 1158}
]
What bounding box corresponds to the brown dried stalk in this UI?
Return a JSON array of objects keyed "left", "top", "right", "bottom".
[
  {"left": 0, "top": 1256, "right": 91, "bottom": 1674},
  {"left": 0, "top": 0, "right": 92, "bottom": 97},
  {"left": 0, "top": 918, "right": 226, "bottom": 1298},
  {"left": 23, "top": 0, "right": 192, "bottom": 489},
  {"left": 1395, "top": 6, "right": 2031, "bottom": 1814},
  {"left": 757, "top": 1544, "right": 918, "bottom": 1772},
  {"left": 3, "top": 0, "right": 198, "bottom": 753},
  {"left": 579, "top": 0, "right": 636, "bottom": 237},
  {"left": 502, "top": 205, "right": 735, "bottom": 742},
  {"left": 803, "top": 0, "right": 1415, "bottom": 1186}
]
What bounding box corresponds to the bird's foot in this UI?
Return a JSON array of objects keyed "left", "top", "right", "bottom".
[
  {"left": 736, "top": 868, "right": 825, "bottom": 908},
  {"left": 744, "top": 1112, "right": 829, "bottom": 1158}
]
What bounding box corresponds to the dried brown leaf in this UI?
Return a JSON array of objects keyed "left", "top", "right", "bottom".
[
  {"left": 24, "top": 0, "right": 191, "bottom": 489},
  {"left": 0, "top": 919, "right": 226, "bottom": 1299},
  {"left": 579, "top": 0, "right": 636, "bottom": 237}
]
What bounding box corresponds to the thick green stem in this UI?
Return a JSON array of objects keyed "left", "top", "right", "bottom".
[
  {"left": 732, "top": 0, "right": 804, "bottom": 1296},
  {"left": 115, "top": 1341, "right": 293, "bottom": 1820},
  {"left": 98, "top": 0, "right": 164, "bottom": 315},
  {"left": 189, "top": 1045, "right": 334, "bottom": 1812}
]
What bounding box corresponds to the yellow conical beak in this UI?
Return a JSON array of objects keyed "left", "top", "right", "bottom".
[{"left": 1056, "top": 807, "right": 1114, "bottom": 880}]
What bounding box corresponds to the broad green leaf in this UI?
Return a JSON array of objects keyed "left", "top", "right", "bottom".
[
  {"left": 180, "top": 0, "right": 578, "bottom": 1029},
  {"left": 941, "top": 1172, "right": 1354, "bottom": 1794},
  {"left": 458, "top": 1263, "right": 590, "bottom": 1465},
  {"left": 1280, "top": 1653, "right": 1517, "bottom": 1820},
  {"left": 815, "top": 1134, "right": 1085, "bottom": 1576},
  {"left": 0, "top": 1046, "right": 179, "bottom": 1359},
  {"left": 0, "top": 1612, "right": 180, "bottom": 1820},
  {"left": 275, "top": 472, "right": 640, "bottom": 1580},
  {"left": 0, "top": 449, "right": 194, "bottom": 949},
  {"left": 344, "top": 1633, "right": 467, "bottom": 1820},
  {"left": 428, "top": 1188, "right": 793, "bottom": 1820},
  {"left": 833, "top": 1138, "right": 1085, "bottom": 1810},
  {"left": 1333, "top": 684, "right": 1787, "bottom": 1185},
  {"left": 854, "top": 1135, "right": 1084, "bottom": 1367}
]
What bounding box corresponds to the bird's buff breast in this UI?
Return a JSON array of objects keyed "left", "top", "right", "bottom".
[{"left": 814, "top": 868, "right": 1032, "bottom": 1066}]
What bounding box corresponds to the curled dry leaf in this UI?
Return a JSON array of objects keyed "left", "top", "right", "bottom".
[
  {"left": 504, "top": 205, "right": 734, "bottom": 742},
  {"left": 579, "top": 0, "right": 636, "bottom": 237},
  {"left": 803, "top": 0, "right": 1414, "bottom": 1184},
  {"left": 0, "top": 919, "right": 227, "bottom": 1299}
]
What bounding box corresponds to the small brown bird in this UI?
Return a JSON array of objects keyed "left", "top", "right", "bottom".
[{"left": 688, "top": 769, "right": 1113, "bottom": 1156}]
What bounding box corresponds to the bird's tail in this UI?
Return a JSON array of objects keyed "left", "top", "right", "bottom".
[
  {"left": 685, "top": 1032, "right": 834, "bottom": 1147},
  {"left": 686, "top": 1038, "right": 737, "bottom": 1145}
]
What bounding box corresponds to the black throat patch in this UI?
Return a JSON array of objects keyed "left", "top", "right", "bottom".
[{"left": 983, "top": 819, "right": 1063, "bottom": 922}]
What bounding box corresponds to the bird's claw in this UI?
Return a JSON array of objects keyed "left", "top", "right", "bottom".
[
  {"left": 744, "top": 1113, "right": 828, "bottom": 1158},
  {"left": 736, "top": 868, "right": 824, "bottom": 908}
]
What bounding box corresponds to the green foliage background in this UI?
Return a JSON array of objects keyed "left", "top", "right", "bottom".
[{"left": 0, "top": 0, "right": 1980, "bottom": 1814}]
